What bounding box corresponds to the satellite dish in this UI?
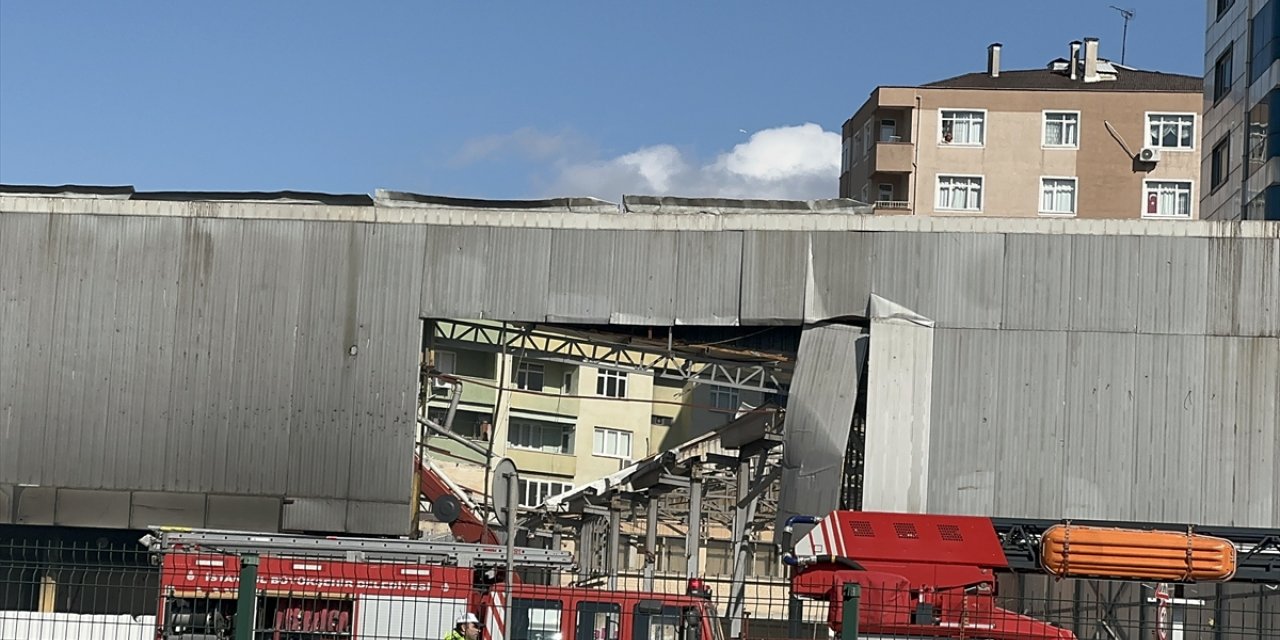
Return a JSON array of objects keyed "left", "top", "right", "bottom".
[{"left": 490, "top": 458, "right": 519, "bottom": 527}]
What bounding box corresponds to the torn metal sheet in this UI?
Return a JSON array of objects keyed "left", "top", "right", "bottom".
[{"left": 774, "top": 323, "right": 867, "bottom": 542}]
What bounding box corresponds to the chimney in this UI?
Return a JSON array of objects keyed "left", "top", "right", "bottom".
[
  {"left": 1069, "top": 40, "right": 1082, "bottom": 80},
  {"left": 1083, "top": 37, "right": 1100, "bottom": 82},
  {"left": 987, "top": 43, "right": 1002, "bottom": 78}
]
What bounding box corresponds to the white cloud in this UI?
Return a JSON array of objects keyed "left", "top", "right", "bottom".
[
  {"left": 452, "top": 127, "right": 586, "bottom": 167},
  {"left": 544, "top": 123, "right": 841, "bottom": 201}
]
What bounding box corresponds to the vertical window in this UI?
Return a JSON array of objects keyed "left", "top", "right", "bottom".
[
  {"left": 1214, "top": 44, "right": 1234, "bottom": 103},
  {"left": 851, "top": 132, "right": 860, "bottom": 165},
  {"left": 1043, "top": 112, "right": 1080, "bottom": 148},
  {"left": 513, "top": 361, "right": 545, "bottom": 391},
  {"left": 1212, "top": 136, "right": 1232, "bottom": 191},
  {"left": 862, "top": 121, "right": 872, "bottom": 154},
  {"left": 518, "top": 478, "right": 573, "bottom": 507},
  {"left": 709, "top": 386, "right": 739, "bottom": 411},
  {"left": 879, "top": 118, "right": 897, "bottom": 141},
  {"left": 562, "top": 371, "right": 574, "bottom": 394},
  {"left": 1143, "top": 181, "right": 1194, "bottom": 218},
  {"left": 860, "top": 183, "right": 869, "bottom": 203},
  {"left": 939, "top": 110, "right": 985, "bottom": 145},
  {"left": 593, "top": 427, "right": 633, "bottom": 459},
  {"left": 936, "top": 176, "right": 983, "bottom": 211},
  {"left": 877, "top": 183, "right": 894, "bottom": 202},
  {"left": 1217, "top": 0, "right": 1233, "bottom": 20},
  {"left": 841, "top": 137, "right": 850, "bottom": 173},
  {"left": 509, "top": 420, "right": 573, "bottom": 454},
  {"left": 1147, "top": 114, "right": 1195, "bottom": 149},
  {"left": 576, "top": 602, "right": 622, "bottom": 640},
  {"left": 1039, "top": 178, "right": 1078, "bottom": 215},
  {"left": 596, "top": 369, "right": 627, "bottom": 398},
  {"left": 432, "top": 350, "right": 457, "bottom": 374},
  {"left": 512, "top": 599, "right": 563, "bottom": 640}
]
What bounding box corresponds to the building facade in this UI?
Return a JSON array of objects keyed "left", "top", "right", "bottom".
[
  {"left": 840, "top": 39, "right": 1202, "bottom": 219},
  {"left": 420, "top": 320, "right": 766, "bottom": 509},
  {"left": 1202, "top": 0, "right": 1280, "bottom": 220}
]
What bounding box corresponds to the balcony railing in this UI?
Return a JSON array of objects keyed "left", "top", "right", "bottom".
[{"left": 874, "top": 200, "right": 911, "bottom": 210}]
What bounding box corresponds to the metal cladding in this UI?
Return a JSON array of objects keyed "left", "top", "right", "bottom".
[
  {"left": 1, "top": 190, "right": 1279, "bottom": 534},
  {"left": 774, "top": 323, "right": 867, "bottom": 542}
]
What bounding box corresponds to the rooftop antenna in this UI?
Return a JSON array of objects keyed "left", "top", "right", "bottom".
[{"left": 1110, "top": 6, "right": 1135, "bottom": 65}]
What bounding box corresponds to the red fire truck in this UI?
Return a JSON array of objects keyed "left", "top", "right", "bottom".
[{"left": 147, "top": 527, "right": 726, "bottom": 640}]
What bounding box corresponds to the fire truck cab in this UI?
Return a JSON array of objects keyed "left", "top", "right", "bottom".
[
  {"left": 147, "top": 527, "right": 722, "bottom": 640},
  {"left": 485, "top": 582, "right": 723, "bottom": 640}
]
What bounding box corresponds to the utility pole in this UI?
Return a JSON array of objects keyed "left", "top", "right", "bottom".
[{"left": 1110, "top": 6, "right": 1135, "bottom": 65}]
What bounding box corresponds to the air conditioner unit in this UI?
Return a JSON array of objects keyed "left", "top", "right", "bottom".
[{"left": 1139, "top": 147, "right": 1162, "bottom": 163}]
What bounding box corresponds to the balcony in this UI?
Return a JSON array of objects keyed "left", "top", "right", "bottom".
[
  {"left": 873, "top": 200, "right": 912, "bottom": 214},
  {"left": 871, "top": 141, "right": 914, "bottom": 174}
]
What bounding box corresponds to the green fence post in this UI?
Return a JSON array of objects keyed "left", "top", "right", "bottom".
[
  {"left": 841, "top": 583, "right": 860, "bottom": 640},
  {"left": 235, "top": 553, "right": 259, "bottom": 640}
]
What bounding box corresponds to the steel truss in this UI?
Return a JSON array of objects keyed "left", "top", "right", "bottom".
[{"left": 429, "top": 319, "right": 791, "bottom": 393}]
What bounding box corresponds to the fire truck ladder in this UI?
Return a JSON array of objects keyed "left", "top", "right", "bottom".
[
  {"left": 991, "top": 517, "right": 1280, "bottom": 584},
  {"left": 144, "top": 527, "right": 576, "bottom": 570}
]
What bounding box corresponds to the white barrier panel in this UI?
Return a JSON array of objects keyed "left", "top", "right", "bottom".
[{"left": 0, "top": 611, "right": 157, "bottom": 640}]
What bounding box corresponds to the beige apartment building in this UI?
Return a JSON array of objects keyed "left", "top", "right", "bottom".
[{"left": 840, "top": 39, "right": 1203, "bottom": 219}]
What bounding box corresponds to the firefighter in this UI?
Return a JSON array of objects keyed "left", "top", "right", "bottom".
[{"left": 446, "top": 612, "right": 481, "bottom": 640}]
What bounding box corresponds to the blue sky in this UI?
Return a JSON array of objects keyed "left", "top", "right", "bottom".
[{"left": 1, "top": 1, "right": 1206, "bottom": 201}]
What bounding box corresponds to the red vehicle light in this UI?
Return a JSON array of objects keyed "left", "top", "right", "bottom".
[{"left": 687, "top": 578, "right": 712, "bottom": 598}]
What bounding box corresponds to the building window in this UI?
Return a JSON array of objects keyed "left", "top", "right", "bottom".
[
  {"left": 1211, "top": 137, "right": 1231, "bottom": 191},
  {"left": 851, "top": 132, "right": 860, "bottom": 165},
  {"left": 512, "top": 361, "right": 544, "bottom": 391},
  {"left": 939, "top": 110, "right": 985, "bottom": 145},
  {"left": 880, "top": 119, "right": 897, "bottom": 142},
  {"left": 1214, "top": 44, "right": 1234, "bottom": 103},
  {"left": 1143, "top": 181, "right": 1194, "bottom": 218},
  {"left": 596, "top": 369, "right": 627, "bottom": 398},
  {"left": 710, "top": 385, "right": 739, "bottom": 411},
  {"left": 509, "top": 419, "right": 574, "bottom": 454},
  {"left": 1039, "top": 178, "right": 1078, "bottom": 216},
  {"left": 1147, "top": 114, "right": 1195, "bottom": 150},
  {"left": 936, "top": 175, "right": 983, "bottom": 211},
  {"left": 593, "top": 427, "right": 633, "bottom": 459},
  {"left": 651, "top": 415, "right": 673, "bottom": 427},
  {"left": 1217, "top": 0, "right": 1233, "bottom": 19},
  {"left": 841, "top": 137, "right": 852, "bottom": 173},
  {"left": 862, "top": 121, "right": 872, "bottom": 154},
  {"left": 877, "top": 183, "right": 894, "bottom": 202},
  {"left": 517, "top": 478, "right": 573, "bottom": 508},
  {"left": 1043, "top": 112, "right": 1080, "bottom": 148},
  {"left": 561, "top": 371, "right": 574, "bottom": 394}
]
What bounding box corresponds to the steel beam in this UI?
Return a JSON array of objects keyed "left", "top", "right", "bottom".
[
  {"left": 644, "top": 498, "right": 658, "bottom": 591},
  {"left": 606, "top": 507, "right": 621, "bottom": 591},
  {"left": 686, "top": 474, "right": 702, "bottom": 578}
]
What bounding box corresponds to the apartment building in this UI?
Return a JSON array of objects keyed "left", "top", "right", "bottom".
[
  {"left": 840, "top": 39, "right": 1202, "bottom": 219},
  {"left": 420, "top": 321, "right": 765, "bottom": 510},
  {"left": 1203, "top": 0, "right": 1280, "bottom": 220}
]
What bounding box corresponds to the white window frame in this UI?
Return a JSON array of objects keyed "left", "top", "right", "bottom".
[
  {"left": 508, "top": 419, "right": 574, "bottom": 454},
  {"left": 518, "top": 477, "right": 574, "bottom": 508},
  {"left": 938, "top": 109, "right": 987, "bottom": 146},
  {"left": 1145, "top": 112, "right": 1197, "bottom": 151},
  {"left": 1142, "top": 180, "right": 1195, "bottom": 219},
  {"left": 879, "top": 118, "right": 897, "bottom": 142},
  {"left": 561, "top": 371, "right": 574, "bottom": 394},
  {"left": 841, "top": 137, "right": 852, "bottom": 173},
  {"left": 513, "top": 360, "right": 544, "bottom": 391},
  {"left": 595, "top": 368, "right": 627, "bottom": 398},
  {"left": 1042, "top": 111, "right": 1080, "bottom": 149},
  {"left": 935, "top": 174, "right": 984, "bottom": 212},
  {"left": 593, "top": 427, "right": 633, "bottom": 460},
  {"left": 1038, "top": 176, "right": 1078, "bottom": 216},
  {"left": 709, "top": 385, "right": 740, "bottom": 412},
  {"left": 877, "top": 183, "right": 894, "bottom": 202}
]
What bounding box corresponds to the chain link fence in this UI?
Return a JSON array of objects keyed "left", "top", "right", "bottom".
[{"left": 2, "top": 527, "right": 1277, "bottom": 639}]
